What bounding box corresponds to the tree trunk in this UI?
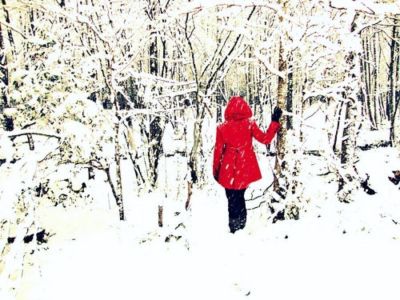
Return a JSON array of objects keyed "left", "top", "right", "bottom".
[
  {"left": 372, "top": 31, "right": 378, "bottom": 127},
  {"left": 362, "top": 31, "right": 376, "bottom": 129},
  {"left": 147, "top": 0, "right": 164, "bottom": 188},
  {"left": 273, "top": 38, "right": 288, "bottom": 198},
  {"left": 149, "top": 35, "right": 158, "bottom": 75},
  {"left": 338, "top": 96, "right": 357, "bottom": 201},
  {"left": 0, "top": 22, "right": 8, "bottom": 110},
  {"left": 2, "top": 0, "right": 14, "bottom": 46},
  {"left": 389, "top": 18, "right": 399, "bottom": 145},
  {"left": 1, "top": 0, "right": 14, "bottom": 131},
  {"left": 188, "top": 104, "right": 204, "bottom": 185},
  {"left": 332, "top": 101, "right": 344, "bottom": 153},
  {"left": 337, "top": 15, "right": 362, "bottom": 202},
  {"left": 113, "top": 103, "right": 125, "bottom": 220},
  {"left": 286, "top": 56, "right": 294, "bottom": 130}
]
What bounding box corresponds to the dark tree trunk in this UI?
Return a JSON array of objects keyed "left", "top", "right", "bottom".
[
  {"left": 0, "top": 22, "right": 8, "bottom": 109},
  {"left": 149, "top": 37, "right": 158, "bottom": 75},
  {"left": 2, "top": 0, "right": 14, "bottom": 46},
  {"left": 389, "top": 18, "right": 399, "bottom": 145},
  {"left": 372, "top": 32, "right": 378, "bottom": 127},
  {"left": 362, "top": 32, "right": 376, "bottom": 128},
  {"left": 338, "top": 99, "right": 353, "bottom": 194},
  {"left": 216, "top": 93, "right": 223, "bottom": 122},
  {"left": 0, "top": 1, "right": 14, "bottom": 131},
  {"left": 332, "top": 101, "right": 344, "bottom": 153},
  {"left": 160, "top": 38, "right": 167, "bottom": 78},
  {"left": 146, "top": 0, "right": 165, "bottom": 188}
]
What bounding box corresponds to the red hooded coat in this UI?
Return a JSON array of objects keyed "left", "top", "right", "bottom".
[{"left": 213, "top": 96, "right": 280, "bottom": 190}]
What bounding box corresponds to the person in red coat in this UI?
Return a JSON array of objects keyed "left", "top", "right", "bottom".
[{"left": 213, "top": 96, "right": 282, "bottom": 233}]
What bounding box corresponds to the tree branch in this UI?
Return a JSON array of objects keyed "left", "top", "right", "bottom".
[
  {"left": 204, "top": 5, "right": 257, "bottom": 94},
  {"left": 254, "top": 49, "right": 285, "bottom": 79},
  {"left": 200, "top": 31, "right": 232, "bottom": 79},
  {"left": 184, "top": 13, "right": 199, "bottom": 89},
  {"left": 329, "top": 0, "right": 375, "bottom": 15},
  {"left": 0, "top": 20, "right": 27, "bottom": 39}
]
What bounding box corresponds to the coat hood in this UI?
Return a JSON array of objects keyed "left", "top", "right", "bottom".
[{"left": 224, "top": 96, "right": 253, "bottom": 121}]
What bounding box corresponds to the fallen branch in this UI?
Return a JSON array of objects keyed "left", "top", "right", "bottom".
[
  {"left": 6, "top": 130, "right": 61, "bottom": 140},
  {"left": 247, "top": 187, "right": 271, "bottom": 202},
  {"left": 357, "top": 140, "right": 391, "bottom": 151}
]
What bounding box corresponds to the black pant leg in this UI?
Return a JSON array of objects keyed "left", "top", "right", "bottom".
[
  {"left": 225, "top": 188, "right": 247, "bottom": 233},
  {"left": 237, "top": 189, "right": 247, "bottom": 230},
  {"left": 226, "top": 189, "right": 237, "bottom": 232}
]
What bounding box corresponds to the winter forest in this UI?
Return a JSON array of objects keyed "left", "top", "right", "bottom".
[{"left": 1, "top": 0, "right": 400, "bottom": 299}]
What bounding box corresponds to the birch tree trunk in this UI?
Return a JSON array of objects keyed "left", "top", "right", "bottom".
[
  {"left": 273, "top": 38, "right": 288, "bottom": 197},
  {"left": 112, "top": 114, "right": 125, "bottom": 220},
  {"left": 337, "top": 14, "right": 362, "bottom": 202},
  {"left": 99, "top": 4, "right": 125, "bottom": 220},
  {"left": 273, "top": 0, "right": 289, "bottom": 199}
]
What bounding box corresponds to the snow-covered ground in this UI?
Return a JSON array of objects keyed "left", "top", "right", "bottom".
[{"left": 5, "top": 145, "right": 400, "bottom": 300}]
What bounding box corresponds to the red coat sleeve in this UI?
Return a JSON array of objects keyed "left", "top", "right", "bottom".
[
  {"left": 213, "top": 126, "right": 225, "bottom": 178},
  {"left": 251, "top": 121, "right": 280, "bottom": 144}
]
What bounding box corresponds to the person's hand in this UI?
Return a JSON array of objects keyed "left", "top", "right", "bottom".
[{"left": 271, "top": 106, "right": 282, "bottom": 122}]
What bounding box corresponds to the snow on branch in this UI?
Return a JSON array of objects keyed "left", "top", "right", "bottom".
[
  {"left": 254, "top": 49, "right": 285, "bottom": 79},
  {"left": 330, "top": 0, "right": 400, "bottom": 15},
  {"left": 173, "top": 0, "right": 298, "bottom": 27},
  {"left": 122, "top": 70, "right": 196, "bottom": 86},
  {"left": 19, "top": 0, "right": 111, "bottom": 46},
  {"left": 152, "top": 87, "right": 197, "bottom": 101},
  {"left": 120, "top": 107, "right": 189, "bottom": 123}
]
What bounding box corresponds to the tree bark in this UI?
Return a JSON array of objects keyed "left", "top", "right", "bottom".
[
  {"left": 286, "top": 56, "right": 294, "bottom": 130},
  {"left": 389, "top": 17, "right": 399, "bottom": 145},
  {"left": 273, "top": 0, "right": 289, "bottom": 198},
  {"left": 273, "top": 39, "right": 288, "bottom": 198},
  {"left": 337, "top": 15, "right": 362, "bottom": 202},
  {"left": 362, "top": 31, "right": 376, "bottom": 129},
  {"left": 113, "top": 121, "right": 125, "bottom": 220},
  {"left": 1, "top": 0, "right": 14, "bottom": 131},
  {"left": 147, "top": 0, "right": 164, "bottom": 188}
]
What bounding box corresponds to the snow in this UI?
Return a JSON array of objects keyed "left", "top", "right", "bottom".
[
  {"left": 0, "top": 134, "right": 14, "bottom": 162},
  {"left": 11, "top": 198, "right": 400, "bottom": 300},
  {"left": 2, "top": 143, "right": 398, "bottom": 300},
  {"left": 19, "top": 231, "right": 400, "bottom": 300}
]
